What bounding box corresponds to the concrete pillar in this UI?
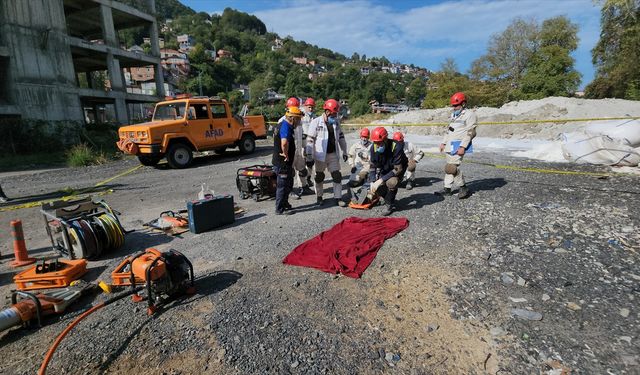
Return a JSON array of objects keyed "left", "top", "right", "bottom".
[
  {"left": 106, "top": 53, "right": 124, "bottom": 90},
  {"left": 100, "top": 4, "right": 117, "bottom": 47},
  {"left": 106, "top": 53, "right": 127, "bottom": 124},
  {"left": 154, "top": 63, "right": 165, "bottom": 97}
]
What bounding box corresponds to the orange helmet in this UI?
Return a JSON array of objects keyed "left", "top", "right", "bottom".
[
  {"left": 450, "top": 92, "right": 466, "bottom": 106},
  {"left": 392, "top": 132, "right": 404, "bottom": 142},
  {"left": 359, "top": 128, "right": 370, "bottom": 138},
  {"left": 323, "top": 99, "right": 340, "bottom": 114},
  {"left": 286, "top": 97, "right": 300, "bottom": 108},
  {"left": 371, "top": 127, "right": 388, "bottom": 142},
  {"left": 303, "top": 98, "right": 315, "bottom": 107}
]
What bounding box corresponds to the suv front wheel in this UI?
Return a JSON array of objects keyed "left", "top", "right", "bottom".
[
  {"left": 238, "top": 134, "right": 255, "bottom": 154},
  {"left": 166, "top": 142, "right": 193, "bottom": 169}
]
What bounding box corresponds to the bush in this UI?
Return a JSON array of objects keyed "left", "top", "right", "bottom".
[{"left": 66, "top": 143, "right": 100, "bottom": 167}]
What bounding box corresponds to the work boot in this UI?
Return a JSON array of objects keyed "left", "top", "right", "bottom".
[
  {"left": 302, "top": 186, "right": 314, "bottom": 195},
  {"left": 382, "top": 203, "right": 395, "bottom": 216},
  {"left": 405, "top": 181, "right": 413, "bottom": 190},
  {"left": 292, "top": 188, "right": 303, "bottom": 200},
  {"left": 458, "top": 185, "right": 470, "bottom": 199},
  {"left": 336, "top": 199, "right": 347, "bottom": 207},
  {"left": 283, "top": 202, "right": 292, "bottom": 210},
  {"left": 435, "top": 187, "right": 452, "bottom": 196},
  {"left": 315, "top": 196, "right": 324, "bottom": 207},
  {"left": 275, "top": 209, "right": 293, "bottom": 215}
]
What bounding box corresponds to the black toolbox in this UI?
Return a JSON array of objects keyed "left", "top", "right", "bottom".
[{"left": 187, "top": 195, "right": 235, "bottom": 234}]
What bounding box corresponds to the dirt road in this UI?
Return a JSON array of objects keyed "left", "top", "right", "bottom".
[{"left": 0, "top": 142, "right": 638, "bottom": 374}]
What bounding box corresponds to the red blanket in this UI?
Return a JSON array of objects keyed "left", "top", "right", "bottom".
[{"left": 282, "top": 217, "right": 409, "bottom": 278}]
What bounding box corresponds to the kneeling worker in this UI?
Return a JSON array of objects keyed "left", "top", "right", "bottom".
[
  {"left": 273, "top": 107, "right": 303, "bottom": 215},
  {"left": 369, "top": 127, "right": 408, "bottom": 216},
  {"left": 348, "top": 128, "right": 372, "bottom": 187},
  {"left": 392, "top": 132, "right": 424, "bottom": 190}
]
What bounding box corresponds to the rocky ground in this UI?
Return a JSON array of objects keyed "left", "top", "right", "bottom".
[{"left": 0, "top": 139, "right": 638, "bottom": 374}]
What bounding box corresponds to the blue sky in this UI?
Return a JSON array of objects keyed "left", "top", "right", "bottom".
[{"left": 182, "top": 0, "right": 602, "bottom": 89}]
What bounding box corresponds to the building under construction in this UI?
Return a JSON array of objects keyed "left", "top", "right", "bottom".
[{"left": 0, "top": 0, "right": 164, "bottom": 125}]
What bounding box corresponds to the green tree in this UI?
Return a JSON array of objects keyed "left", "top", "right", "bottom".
[
  {"left": 519, "top": 16, "right": 581, "bottom": 97},
  {"left": 406, "top": 78, "right": 426, "bottom": 107},
  {"left": 470, "top": 18, "right": 539, "bottom": 84},
  {"left": 586, "top": 0, "right": 640, "bottom": 98}
]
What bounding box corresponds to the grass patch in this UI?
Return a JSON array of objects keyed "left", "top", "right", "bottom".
[{"left": 66, "top": 143, "right": 110, "bottom": 167}]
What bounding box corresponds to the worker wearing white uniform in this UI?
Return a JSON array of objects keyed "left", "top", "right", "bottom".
[
  {"left": 301, "top": 97, "right": 316, "bottom": 187},
  {"left": 436, "top": 92, "right": 477, "bottom": 199},
  {"left": 306, "top": 99, "right": 349, "bottom": 207},
  {"left": 348, "top": 128, "right": 372, "bottom": 187}
]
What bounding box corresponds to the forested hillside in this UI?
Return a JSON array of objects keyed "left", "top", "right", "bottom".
[{"left": 119, "top": 0, "right": 637, "bottom": 119}]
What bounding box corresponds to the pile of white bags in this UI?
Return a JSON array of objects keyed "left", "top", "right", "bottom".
[{"left": 561, "top": 119, "right": 640, "bottom": 166}]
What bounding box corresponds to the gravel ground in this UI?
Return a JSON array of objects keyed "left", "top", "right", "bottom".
[{"left": 0, "top": 139, "right": 638, "bottom": 374}]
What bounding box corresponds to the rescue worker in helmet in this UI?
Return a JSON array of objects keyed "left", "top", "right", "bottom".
[
  {"left": 392, "top": 132, "right": 424, "bottom": 190},
  {"left": 348, "top": 128, "right": 372, "bottom": 187},
  {"left": 278, "top": 97, "right": 312, "bottom": 199},
  {"left": 301, "top": 98, "right": 317, "bottom": 187},
  {"left": 306, "top": 98, "right": 349, "bottom": 207},
  {"left": 369, "top": 127, "right": 408, "bottom": 216},
  {"left": 273, "top": 106, "right": 304, "bottom": 215},
  {"left": 436, "top": 92, "right": 477, "bottom": 199}
]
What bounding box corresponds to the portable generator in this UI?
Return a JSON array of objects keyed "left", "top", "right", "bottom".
[
  {"left": 111, "top": 248, "right": 195, "bottom": 314},
  {"left": 236, "top": 164, "right": 277, "bottom": 201}
]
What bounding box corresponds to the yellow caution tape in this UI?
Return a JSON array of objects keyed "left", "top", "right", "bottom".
[
  {"left": 267, "top": 116, "right": 640, "bottom": 127},
  {"left": 0, "top": 164, "right": 143, "bottom": 212}
]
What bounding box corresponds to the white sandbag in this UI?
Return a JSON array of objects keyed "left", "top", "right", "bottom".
[
  {"left": 560, "top": 132, "right": 640, "bottom": 166},
  {"left": 584, "top": 119, "right": 640, "bottom": 147}
]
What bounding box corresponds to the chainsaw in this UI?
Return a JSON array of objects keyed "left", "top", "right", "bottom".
[{"left": 111, "top": 248, "right": 195, "bottom": 314}]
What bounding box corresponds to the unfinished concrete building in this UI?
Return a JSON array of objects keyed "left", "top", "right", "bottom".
[{"left": 0, "top": 0, "right": 164, "bottom": 124}]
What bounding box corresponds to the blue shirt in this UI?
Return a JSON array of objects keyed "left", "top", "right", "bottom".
[{"left": 280, "top": 120, "right": 292, "bottom": 139}]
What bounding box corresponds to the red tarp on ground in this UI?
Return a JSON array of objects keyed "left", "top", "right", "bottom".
[{"left": 282, "top": 217, "right": 410, "bottom": 278}]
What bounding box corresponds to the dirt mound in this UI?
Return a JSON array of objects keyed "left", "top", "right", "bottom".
[{"left": 373, "top": 97, "right": 640, "bottom": 140}]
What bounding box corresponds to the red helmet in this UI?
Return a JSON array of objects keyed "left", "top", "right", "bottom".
[
  {"left": 323, "top": 99, "right": 340, "bottom": 114},
  {"left": 286, "top": 97, "right": 300, "bottom": 108},
  {"left": 303, "top": 98, "right": 315, "bottom": 107},
  {"left": 371, "top": 127, "right": 388, "bottom": 142},
  {"left": 392, "top": 132, "right": 404, "bottom": 142},
  {"left": 450, "top": 92, "right": 466, "bottom": 106},
  {"left": 359, "top": 128, "right": 370, "bottom": 139}
]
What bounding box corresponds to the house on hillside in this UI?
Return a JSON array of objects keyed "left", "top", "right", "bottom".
[
  {"left": 271, "top": 37, "right": 283, "bottom": 51},
  {"left": 217, "top": 49, "right": 233, "bottom": 60},
  {"left": 360, "top": 67, "right": 370, "bottom": 75},
  {"left": 144, "top": 37, "right": 164, "bottom": 48},
  {"left": 263, "top": 88, "right": 285, "bottom": 104},
  {"left": 293, "top": 57, "right": 307, "bottom": 65},
  {"left": 233, "top": 84, "right": 250, "bottom": 100},
  {"left": 177, "top": 34, "right": 194, "bottom": 52}
]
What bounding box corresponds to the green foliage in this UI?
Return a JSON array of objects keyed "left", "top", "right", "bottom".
[
  {"left": 518, "top": 45, "right": 581, "bottom": 98},
  {"left": 66, "top": 144, "right": 107, "bottom": 167},
  {"left": 586, "top": 0, "right": 640, "bottom": 99},
  {"left": 468, "top": 15, "right": 580, "bottom": 103}
]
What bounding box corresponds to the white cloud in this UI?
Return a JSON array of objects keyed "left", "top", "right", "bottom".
[{"left": 254, "top": 0, "right": 601, "bottom": 80}]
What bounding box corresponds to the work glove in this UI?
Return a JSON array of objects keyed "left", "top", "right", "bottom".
[
  {"left": 342, "top": 154, "right": 348, "bottom": 162},
  {"left": 350, "top": 167, "right": 357, "bottom": 174},
  {"left": 371, "top": 178, "right": 384, "bottom": 193}
]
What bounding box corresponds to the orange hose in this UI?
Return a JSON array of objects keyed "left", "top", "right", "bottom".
[{"left": 38, "top": 302, "right": 105, "bottom": 375}]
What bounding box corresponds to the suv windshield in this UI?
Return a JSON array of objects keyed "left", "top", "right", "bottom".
[{"left": 153, "top": 102, "right": 187, "bottom": 121}]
